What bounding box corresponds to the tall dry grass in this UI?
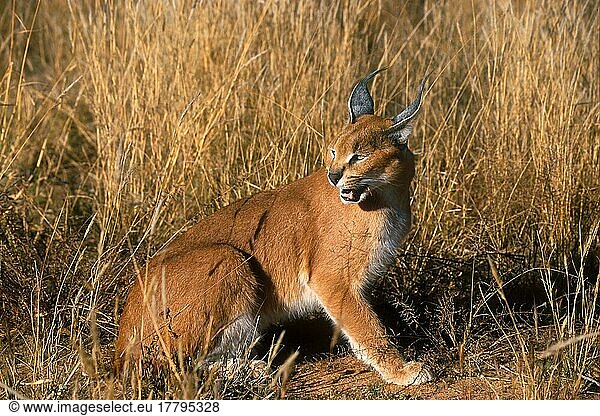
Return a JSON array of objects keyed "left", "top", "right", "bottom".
[{"left": 0, "top": 0, "right": 598, "bottom": 399}]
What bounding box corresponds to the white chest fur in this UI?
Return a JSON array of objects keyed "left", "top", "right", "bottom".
[{"left": 366, "top": 207, "right": 411, "bottom": 280}]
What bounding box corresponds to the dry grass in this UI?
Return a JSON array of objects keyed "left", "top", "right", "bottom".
[{"left": 0, "top": 0, "right": 598, "bottom": 400}]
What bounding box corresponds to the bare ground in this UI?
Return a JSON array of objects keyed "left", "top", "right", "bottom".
[{"left": 286, "top": 355, "right": 522, "bottom": 400}]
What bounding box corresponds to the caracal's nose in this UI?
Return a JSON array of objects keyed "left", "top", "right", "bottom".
[{"left": 327, "top": 169, "right": 343, "bottom": 186}]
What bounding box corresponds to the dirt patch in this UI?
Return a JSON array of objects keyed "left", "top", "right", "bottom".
[{"left": 284, "top": 355, "right": 522, "bottom": 400}]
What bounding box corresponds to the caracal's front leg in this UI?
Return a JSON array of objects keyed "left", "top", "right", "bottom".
[{"left": 310, "top": 282, "right": 431, "bottom": 386}]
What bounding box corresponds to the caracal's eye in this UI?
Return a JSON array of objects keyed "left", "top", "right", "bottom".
[
  {"left": 330, "top": 149, "right": 336, "bottom": 159},
  {"left": 348, "top": 154, "right": 368, "bottom": 164}
]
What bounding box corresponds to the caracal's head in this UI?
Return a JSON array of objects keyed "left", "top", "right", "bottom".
[{"left": 327, "top": 69, "right": 427, "bottom": 205}]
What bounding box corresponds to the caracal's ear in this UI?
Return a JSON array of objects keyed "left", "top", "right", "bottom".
[
  {"left": 386, "top": 76, "right": 428, "bottom": 146},
  {"left": 347, "top": 68, "right": 387, "bottom": 123}
]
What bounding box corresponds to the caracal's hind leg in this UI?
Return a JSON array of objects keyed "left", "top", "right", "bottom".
[{"left": 114, "top": 244, "right": 262, "bottom": 372}]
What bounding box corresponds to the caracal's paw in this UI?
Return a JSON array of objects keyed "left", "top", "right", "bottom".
[{"left": 383, "top": 361, "right": 432, "bottom": 386}]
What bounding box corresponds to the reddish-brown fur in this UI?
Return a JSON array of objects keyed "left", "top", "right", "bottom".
[{"left": 115, "top": 108, "right": 430, "bottom": 385}]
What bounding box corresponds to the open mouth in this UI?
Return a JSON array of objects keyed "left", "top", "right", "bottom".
[{"left": 340, "top": 185, "right": 369, "bottom": 204}]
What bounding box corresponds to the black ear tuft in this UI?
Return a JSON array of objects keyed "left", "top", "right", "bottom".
[
  {"left": 347, "top": 68, "right": 387, "bottom": 123},
  {"left": 386, "top": 76, "right": 428, "bottom": 144}
]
